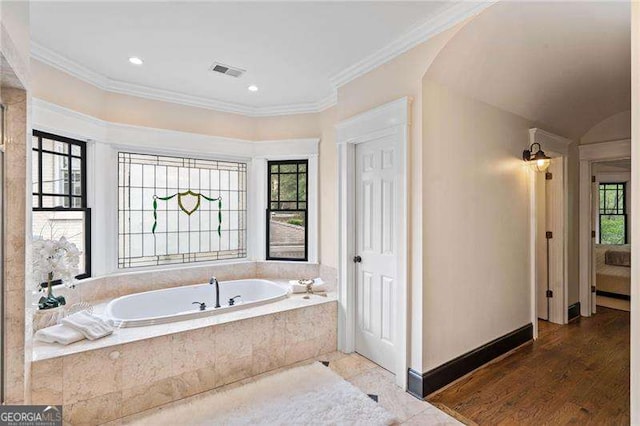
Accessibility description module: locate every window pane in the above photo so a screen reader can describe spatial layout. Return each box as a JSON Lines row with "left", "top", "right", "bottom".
{"left": 32, "top": 210, "right": 87, "bottom": 275}
{"left": 41, "top": 152, "right": 69, "bottom": 195}
{"left": 280, "top": 164, "right": 297, "bottom": 173}
{"left": 600, "top": 214, "right": 626, "bottom": 244}
{"left": 268, "top": 211, "right": 306, "bottom": 260}
{"left": 41, "top": 195, "right": 69, "bottom": 208}
{"left": 279, "top": 173, "right": 297, "bottom": 201}
{"left": 279, "top": 201, "right": 297, "bottom": 210}
{"left": 618, "top": 190, "right": 625, "bottom": 210}
{"left": 605, "top": 190, "right": 617, "bottom": 212}
{"left": 71, "top": 144, "right": 82, "bottom": 156}
{"left": 270, "top": 174, "right": 279, "bottom": 202}
{"left": 298, "top": 173, "right": 307, "bottom": 201}
{"left": 599, "top": 189, "right": 605, "bottom": 210}
{"left": 42, "top": 138, "right": 68, "bottom": 154}
{"left": 32, "top": 153, "right": 40, "bottom": 193}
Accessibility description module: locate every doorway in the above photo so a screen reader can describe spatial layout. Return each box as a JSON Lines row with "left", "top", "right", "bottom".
{"left": 578, "top": 139, "right": 631, "bottom": 317}
{"left": 530, "top": 129, "right": 571, "bottom": 329}
{"left": 591, "top": 159, "right": 631, "bottom": 312}
{"left": 336, "top": 97, "right": 410, "bottom": 388}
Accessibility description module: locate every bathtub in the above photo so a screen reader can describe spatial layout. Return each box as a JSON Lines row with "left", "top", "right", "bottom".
{"left": 105, "top": 279, "right": 289, "bottom": 327}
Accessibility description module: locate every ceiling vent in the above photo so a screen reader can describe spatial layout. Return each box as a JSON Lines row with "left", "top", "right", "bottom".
{"left": 209, "top": 62, "right": 245, "bottom": 78}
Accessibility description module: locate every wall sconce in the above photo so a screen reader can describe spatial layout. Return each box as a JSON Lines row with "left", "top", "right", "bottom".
{"left": 522, "top": 142, "right": 551, "bottom": 172}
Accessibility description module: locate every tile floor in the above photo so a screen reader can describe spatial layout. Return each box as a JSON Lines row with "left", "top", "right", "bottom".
{"left": 105, "top": 351, "right": 463, "bottom": 425}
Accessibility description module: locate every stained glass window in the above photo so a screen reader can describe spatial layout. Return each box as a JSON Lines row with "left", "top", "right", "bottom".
{"left": 118, "top": 152, "right": 247, "bottom": 268}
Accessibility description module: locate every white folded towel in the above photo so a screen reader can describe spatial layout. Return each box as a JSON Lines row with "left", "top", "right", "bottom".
{"left": 35, "top": 324, "right": 85, "bottom": 345}
{"left": 61, "top": 311, "right": 115, "bottom": 340}
{"left": 288, "top": 278, "right": 328, "bottom": 294}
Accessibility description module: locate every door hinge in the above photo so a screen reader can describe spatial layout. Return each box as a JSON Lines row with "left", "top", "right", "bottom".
{"left": 546, "top": 231, "right": 553, "bottom": 239}
{"left": 592, "top": 176, "right": 596, "bottom": 183}
{"left": 546, "top": 289, "right": 553, "bottom": 298}
{"left": 592, "top": 230, "right": 596, "bottom": 238}
{"left": 545, "top": 172, "right": 553, "bottom": 180}
{"left": 591, "top": 285, "right": 596, "bottom": 293}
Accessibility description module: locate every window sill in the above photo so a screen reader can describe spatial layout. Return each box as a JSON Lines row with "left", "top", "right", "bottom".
{"left": 80, "top": 258, "right": 320, "bottom": 284}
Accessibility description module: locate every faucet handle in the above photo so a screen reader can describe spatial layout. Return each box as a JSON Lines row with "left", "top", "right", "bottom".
{"left": 228, "top": 295, "right": 241, "bottom": 306}
{"left": 192, "top": 301, "right": 206, "bottom": 311}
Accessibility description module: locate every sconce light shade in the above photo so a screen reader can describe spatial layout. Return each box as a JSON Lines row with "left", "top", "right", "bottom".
{"left": 523, "top": 142, "right": 551, "bottom": 172}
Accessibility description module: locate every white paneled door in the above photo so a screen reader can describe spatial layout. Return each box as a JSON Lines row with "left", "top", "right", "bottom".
{"left": 355, "top": 137, "right": 396, "bottom": 372}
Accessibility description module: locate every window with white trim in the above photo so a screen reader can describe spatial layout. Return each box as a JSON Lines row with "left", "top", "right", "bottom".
{"left": 118, "top": 152, "right": 247, "bottom": 268}
{"left": 32, "top": 130, "right": 91, "bottom": 279}
{"left": 266, "top": 160, "right": 308, "bottom": 261}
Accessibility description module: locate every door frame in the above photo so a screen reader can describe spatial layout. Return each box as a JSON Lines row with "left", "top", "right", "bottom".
{"left": 529, "top": 128, "right": 571, "bottom": 335}
{"left": 336, "top": 97, "right": 411, "bottom": 389}
{"left": 578, "top": 138, "right": 631, "bottom": 316}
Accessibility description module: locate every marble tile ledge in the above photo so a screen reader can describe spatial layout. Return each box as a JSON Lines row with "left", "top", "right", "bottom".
{"left": 32, "top": 280, "right": 337, "bottom": 363}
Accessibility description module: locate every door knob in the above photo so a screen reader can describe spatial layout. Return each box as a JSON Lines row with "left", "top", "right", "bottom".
{"left": 353, "top": 255, "right": 362, "bottom": 263}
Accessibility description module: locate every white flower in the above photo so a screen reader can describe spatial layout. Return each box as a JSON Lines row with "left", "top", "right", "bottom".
{"left": 32, "top": 236, "right": 81, "bottom": 288}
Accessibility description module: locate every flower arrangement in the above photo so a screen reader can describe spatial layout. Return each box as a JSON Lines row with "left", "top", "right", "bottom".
{"left": 32, "top": 236, "right": 80, "bottom": 310}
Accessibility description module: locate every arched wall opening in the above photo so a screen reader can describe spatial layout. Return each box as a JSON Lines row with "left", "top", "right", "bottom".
{"left": 418, "top": 1, "right": 630, "bottom": 373}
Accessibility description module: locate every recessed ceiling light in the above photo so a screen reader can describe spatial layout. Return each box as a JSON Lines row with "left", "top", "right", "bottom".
{"left": 248, "top": 85, "right": 259, "bottom": 92}
{"left": 128, "top": 57, "right": 143, "bottom": 65}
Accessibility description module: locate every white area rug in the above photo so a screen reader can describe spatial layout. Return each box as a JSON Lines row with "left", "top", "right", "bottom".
{"left": 129, "top": 362, "right": 396, "bottom": 425}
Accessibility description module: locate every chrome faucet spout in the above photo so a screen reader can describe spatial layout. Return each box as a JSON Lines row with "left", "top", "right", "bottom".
{"left": 210, "top": 276, "right": 221, "bottom": 308}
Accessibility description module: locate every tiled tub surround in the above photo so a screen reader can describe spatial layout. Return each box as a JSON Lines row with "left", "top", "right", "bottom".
{"left": 31, "top": 292, "right": 337, "bottom": 425}
{"left": 52, "top": 261, "right": 336, "bottom": 307}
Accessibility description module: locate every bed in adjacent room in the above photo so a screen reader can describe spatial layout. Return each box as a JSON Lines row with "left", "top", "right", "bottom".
{"left": 595, "top": 244, "right": 631, "bottom": 311}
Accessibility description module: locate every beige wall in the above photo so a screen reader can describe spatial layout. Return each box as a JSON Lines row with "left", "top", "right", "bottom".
{"left": 581, "top": 110, "right": 631, "bottom": 145}
{"left": 31, "top": 60, "right": 106, "bottom": 119}
{"left": 318, "top": 107, "right": 338, "bottom": 269}
{"left": 421, "top": 79, "right": 532, "bottom": 369}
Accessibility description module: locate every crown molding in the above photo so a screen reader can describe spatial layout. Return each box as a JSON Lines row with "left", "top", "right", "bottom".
{"left": 32, "top": 42, "right": 336, "bottom": 117}
{"left": 32, "top": 41, "right": 109, "bottom": 89}
{"left": 31, "top": 2, "right": 490, "bottom": 117}
{"left": 329, "top": 1, "right": 494, "bottom": 88}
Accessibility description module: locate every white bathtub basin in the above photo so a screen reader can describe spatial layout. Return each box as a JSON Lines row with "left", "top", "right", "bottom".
{"left": 105, "top": 279, "right": 289, "bottom": 327}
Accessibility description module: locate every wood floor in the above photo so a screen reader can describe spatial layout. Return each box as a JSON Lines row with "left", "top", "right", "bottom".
{"left": 428, "top": 307, "right": 630, "bottom": 425}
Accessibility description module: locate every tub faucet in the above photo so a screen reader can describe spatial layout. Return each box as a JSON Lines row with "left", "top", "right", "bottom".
{"left": 210, "top": 276, "right": 221, "bottom": 308}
